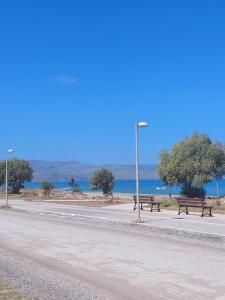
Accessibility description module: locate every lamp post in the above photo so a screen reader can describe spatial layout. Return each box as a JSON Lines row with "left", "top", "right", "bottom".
{"left": 6, "top": 149, "right": 14, "bottom": 206}
{"left": 135, "top": 122, "right": 149, "bottom": 223}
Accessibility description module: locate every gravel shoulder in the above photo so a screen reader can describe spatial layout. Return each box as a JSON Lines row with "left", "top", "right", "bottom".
{"left": 0, "top": 281, "right": 24, "bottom": 300}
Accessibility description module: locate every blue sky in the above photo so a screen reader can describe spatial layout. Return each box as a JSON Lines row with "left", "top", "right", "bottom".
{"left": 0, "top": 0, "right": 225, "bottom": 164}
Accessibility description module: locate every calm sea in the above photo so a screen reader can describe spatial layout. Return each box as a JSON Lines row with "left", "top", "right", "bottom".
{"left": 25, "top": 179, "right": 225, "bottom": 196}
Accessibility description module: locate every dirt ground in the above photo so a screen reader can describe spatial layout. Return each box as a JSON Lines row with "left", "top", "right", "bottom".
{"left": 0, "top": 189, "right": 130, "bottom": 207}
{"left": 1, "top": 189, "right": 225, "bottom": 211}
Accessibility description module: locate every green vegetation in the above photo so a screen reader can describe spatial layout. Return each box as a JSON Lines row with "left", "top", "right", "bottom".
{"left": 158, "top": 197, "right": 225, "bottom": 214}
{"left": 68, "top": 177, "right": 82, "bottom": 193}
{"left": 0, "top": 205, "right": 11, "bottom": 209}
{"left": 157, "top": 133, "right": 225, "bottom": 197}
{"left": 41, "top": 181, "right": 54, "bottom": 197}
{"left": 159, "top": 198, "right": 178, "bottom": 208}
{"left": 90, "top": 168, "right": 115, "bottom": 196}
{"left": 0, "top": 158, "right": 33, "bottom": 194}
{"left": 0, "top": 281, "right": 24, "bottom": 299}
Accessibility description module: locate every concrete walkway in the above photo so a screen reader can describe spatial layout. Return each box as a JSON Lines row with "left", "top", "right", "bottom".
{"left": 106, "top": 202, "right": 225, "bottom": 237}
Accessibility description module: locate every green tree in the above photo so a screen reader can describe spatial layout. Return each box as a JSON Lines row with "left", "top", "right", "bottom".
{"left": 0, "top": 158, "right": 33, "bottom": 194}
{"left": 41, "top": 182, "right": 54, "bottom": 197}
{"left": 157, "top": 133, "right": 225, "bottom": 197}
{"left": 68, "top": 177, "right": 82, "bottom": 193}
{"left": 90, "top": 168, "right": 115, "bottom": 196}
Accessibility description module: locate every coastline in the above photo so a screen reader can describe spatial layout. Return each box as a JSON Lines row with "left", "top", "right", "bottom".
{"left": 24, "top": 179, "right": 225, "bottom": 197}
{"left": 1, "top": 188, "right": 225, "bottom": 213}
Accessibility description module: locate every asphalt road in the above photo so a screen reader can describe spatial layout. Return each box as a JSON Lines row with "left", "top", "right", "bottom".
{"left": 2, "top": 199, "right": 225, "bottom": 237}
{"left": 0, "top": 200, "right": 225, "bottom": 299}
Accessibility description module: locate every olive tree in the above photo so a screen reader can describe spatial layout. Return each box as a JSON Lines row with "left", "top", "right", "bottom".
{"left": 157, "top": 133, "right": 225, "bottom": 197}
{"left": 41, "top": 182, "right": 54, "bottom": 197}
{"left": 90, "top": 168, "right": 115, "bottom": 196}
{"left": 0, "top": 158, "right": 33, "bottom": 194}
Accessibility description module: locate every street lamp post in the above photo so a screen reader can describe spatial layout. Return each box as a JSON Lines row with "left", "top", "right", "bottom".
{"left": 135, "top": 122, "right": 149, "bottom": 223}
{"left": 5, "top": 149, "right": 14, "bottom": 206}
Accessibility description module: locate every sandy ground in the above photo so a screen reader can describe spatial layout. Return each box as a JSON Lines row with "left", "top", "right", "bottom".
{"left": 0, "top": 189, "right": 133, "bottom": 202}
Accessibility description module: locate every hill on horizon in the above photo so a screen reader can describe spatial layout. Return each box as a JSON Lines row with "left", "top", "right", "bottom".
{"left": 29, "top": 160, "right": 158, "bottom": 182}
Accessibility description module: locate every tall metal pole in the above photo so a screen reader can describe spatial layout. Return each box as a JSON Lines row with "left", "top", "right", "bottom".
{"left": 135, "top": 123, "right": 141, "bottom": 222}
{"left": 6, "top": 151, "right": 8, "bottom": 206}
{"left": 216, "top": 181, "right": 219, "bottom": 198}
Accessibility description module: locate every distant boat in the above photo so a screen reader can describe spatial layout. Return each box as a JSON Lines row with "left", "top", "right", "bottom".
{"left": 156, "top": 187, "right": 166, "bottom": 190}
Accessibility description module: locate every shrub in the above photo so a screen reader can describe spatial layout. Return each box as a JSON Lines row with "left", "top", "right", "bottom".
{"left": 41, "top": 182, "right": 54, "bottom": 197}
{"left": 181, "top": 184, "right": 206, "bottom": 198}
{"left": 161, "top": 200, "right": 171, "bottom": 208}
{"left": 68, "top": 177, "right": 82, "bottom": 193}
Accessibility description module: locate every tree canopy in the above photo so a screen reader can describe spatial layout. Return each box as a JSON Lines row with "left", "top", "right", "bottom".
{"left": 0, "top": 158, "right": 33, "bottom": 194}
{"left": 90, "top": 168, "right": 115, "bottom": 196}
{"left": 157, "top": 133, "right": 225, "bottom": 197}
{"left": 41, "top": 181, "right": 54, "bottom": 197}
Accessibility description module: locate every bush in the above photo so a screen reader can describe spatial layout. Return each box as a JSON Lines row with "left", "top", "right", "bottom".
{"left": 68, "top": 177, "right": 82, "bottom": 193}
{"left": 160, "top": 199, "right": 178, "bottom": 208}
{"left": 181, "top": 184, "right": 206, "bottom": 198}
{"left": 72, "top": 186, "right": 82, "bottom": 193}
{"left": 161, "top": 200, "right": 171, "bottom": 208}
{"left": 41, "top": 182, "right": 54, "bottom": 197}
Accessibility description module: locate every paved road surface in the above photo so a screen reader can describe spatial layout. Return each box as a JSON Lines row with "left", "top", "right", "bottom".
{"left": 0, "top": 200, "right": 224, "bottom": 299}
{"left": 1, "top": 199, "right": 225, "bottom": 237}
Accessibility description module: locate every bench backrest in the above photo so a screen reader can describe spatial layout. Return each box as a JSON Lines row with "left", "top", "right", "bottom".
{"left": 133, "top": 195, "right": 155, "bottom": 202}
{"left": 176, "top": 197, "right": 206, "bottom": 205}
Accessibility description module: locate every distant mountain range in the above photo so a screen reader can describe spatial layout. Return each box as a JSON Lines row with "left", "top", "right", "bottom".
{"left": 29, "top": 160, "right": 158, "bottom": 181}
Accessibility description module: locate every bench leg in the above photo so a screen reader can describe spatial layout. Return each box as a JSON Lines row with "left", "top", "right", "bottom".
{"left": 150, "top": 204, "right": 153, "bottom": 212}
{"left": 178, "top": 205, "right": 181, "bottom": 215}
{"left": 133, "top": 204, "right": 136, "bottom": 211}
{"left": 186, "top": 206, "right": 189, "bottom": 215}
{"left": 158, "top": 204, "right": 160, "bottom": 212}
{"left": 201, "top": 207, "right": 204, "bottom": 217}
{"left": 209, "top": 207, "right": 213, "bottom": 217}
{"left": 141, "top": 203, "right": 143, "bottom": 210}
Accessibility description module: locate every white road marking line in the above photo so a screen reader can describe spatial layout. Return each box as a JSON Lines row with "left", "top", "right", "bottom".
{"left": 18, "top": 208, "right": 225, "bottom": 238}
{"left": 10, "top": 202, "right": 225, "bottom": 228}
{"left": 3, "top": 200, "right": 225, "bottom": 229}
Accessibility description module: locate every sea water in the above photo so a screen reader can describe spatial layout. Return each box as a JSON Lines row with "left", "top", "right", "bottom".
{"left": 25, "top": 179, "right": 225, "bottom": 196}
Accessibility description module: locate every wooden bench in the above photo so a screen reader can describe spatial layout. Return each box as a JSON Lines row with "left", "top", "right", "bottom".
{"left": 133, "top": 195, "right": 160, "bottom": 212}
{"left": 176, "top": 197, "right": 213, "bottom": 217}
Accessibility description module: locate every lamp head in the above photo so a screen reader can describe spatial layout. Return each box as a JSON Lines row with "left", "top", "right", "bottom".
{"left": 137, "top": 121, "right": 149, "bottom": 128}
{"left": 7, "top": 149, "right": 14, "bottom": 153}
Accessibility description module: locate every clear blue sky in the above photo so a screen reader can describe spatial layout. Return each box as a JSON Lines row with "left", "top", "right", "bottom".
{"left": 0, "top": 0, "right": 225, "bottom": 164}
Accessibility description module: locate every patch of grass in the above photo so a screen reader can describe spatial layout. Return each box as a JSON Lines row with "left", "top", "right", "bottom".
{"left": 144, "top": 199, "right": 178, "bottom": 210}
{"left": 161, "top": 200, "right": 171, "bottom": 208}
{"left": 0, "top": 205, "right": 12, "bottom": 210}
{"left": 160, "top": 198, "right": 225, "bottom": 214}
{"left": 160, "top": 199, "right": 178, "bottom": 209}
{"left": 0, "top": 281, "right": 24, "bottom": 299}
